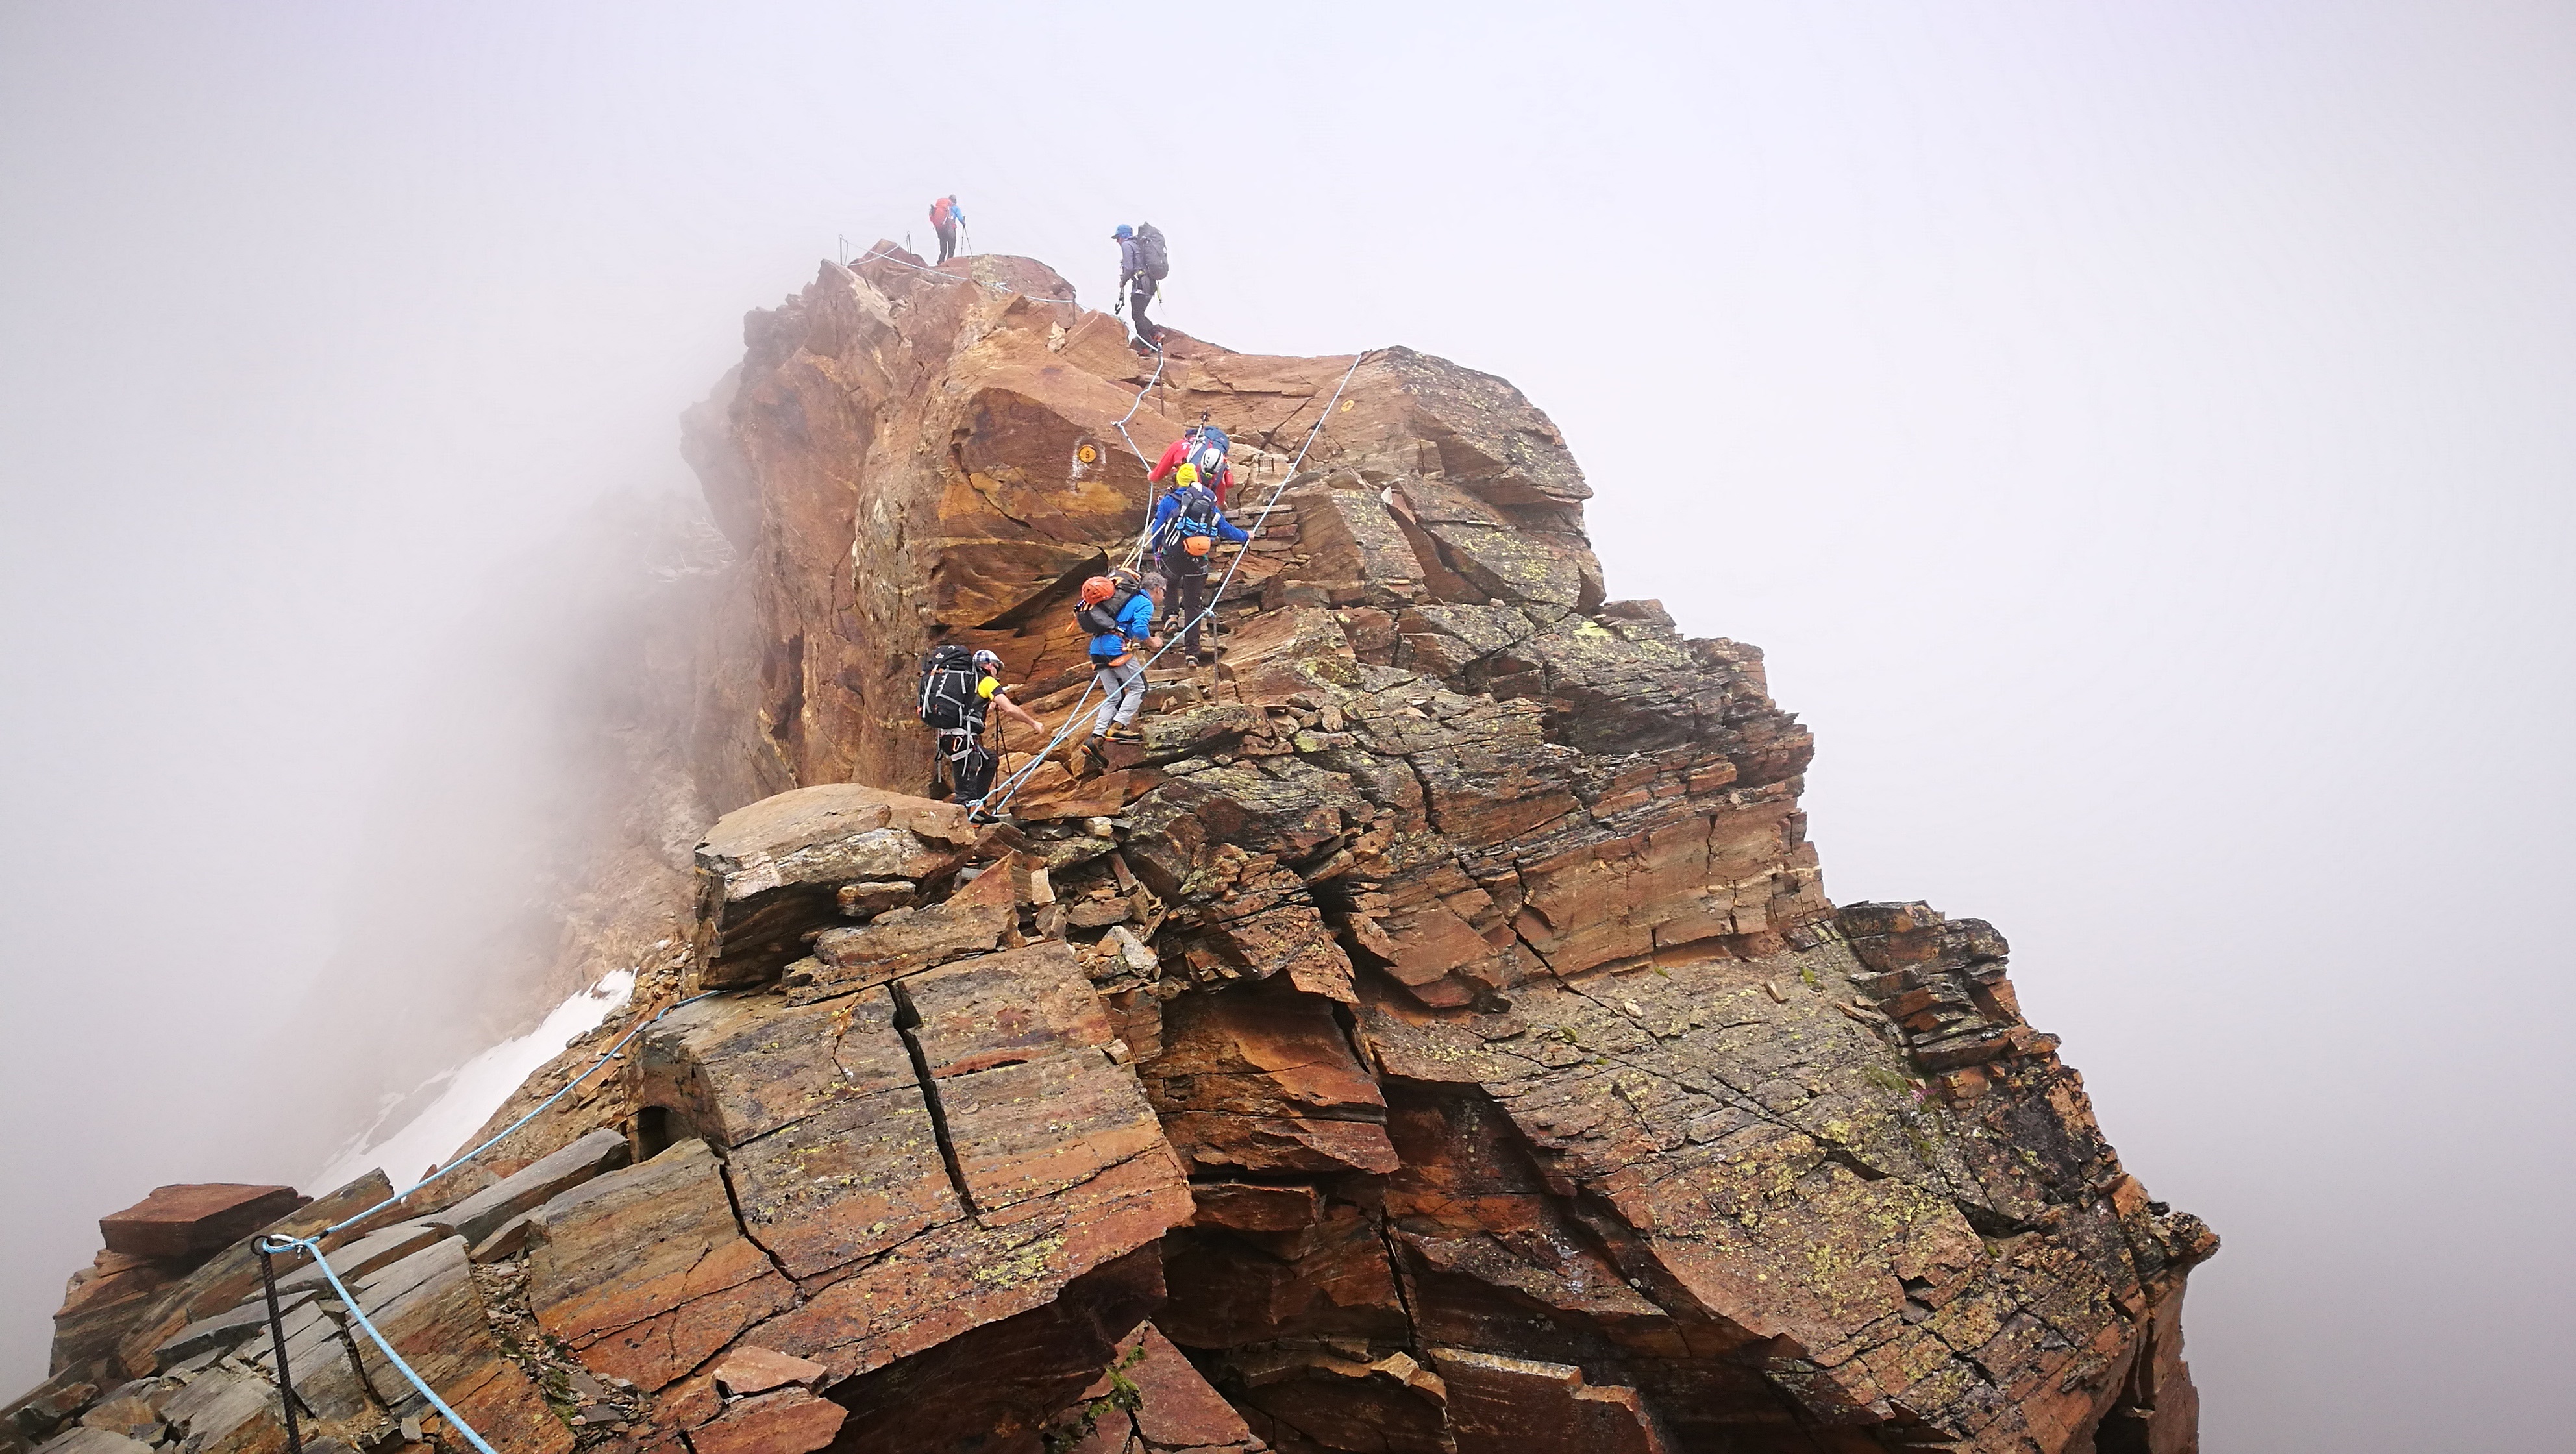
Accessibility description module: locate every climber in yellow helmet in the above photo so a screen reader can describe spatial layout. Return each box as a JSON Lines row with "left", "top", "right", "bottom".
{"left": 1145, "top": 466, "right": 1249, "bottom": 669}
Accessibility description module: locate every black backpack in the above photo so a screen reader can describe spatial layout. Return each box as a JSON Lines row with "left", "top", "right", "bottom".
{"left": 1073, "top": 587, "right": 1137, "bottom": 639}
{"left": 917, "top": 644, "right": 985, "bottom": 732}
{"left": 1133, "top": 223, "right": 1169, "bottom": 281}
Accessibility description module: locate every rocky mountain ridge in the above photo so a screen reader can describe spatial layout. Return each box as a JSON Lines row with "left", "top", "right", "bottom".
{"left": 8, "top": 243, "right": 2214, "bottom": 1454}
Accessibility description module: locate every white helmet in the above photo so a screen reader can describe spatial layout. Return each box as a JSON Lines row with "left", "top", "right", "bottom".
{"left": 971, "top": 649, "right": 1001, "bottom": 669}
{"left": 1196, "top": 447, "right": 1224, "bottom": 474}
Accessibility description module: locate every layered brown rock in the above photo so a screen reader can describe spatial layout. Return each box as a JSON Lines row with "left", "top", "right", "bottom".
{"left": 524, "top": 1140, "right": 795, "bottom": 1392}
{"left": 15, "top": 246, "right": 2209, "bottom": 1454}
{"left": 1143, "top": 977, "right": 1398, "bottom": 1176}
{"left": 97, "top": 1188, "right": 306, "bottom": 1262}
{"left": 1059, "top": 1324, "right": 1267, "bottom": 1454}
{"left": 662, "top": 251, "right": 2207, "bottom": 1453}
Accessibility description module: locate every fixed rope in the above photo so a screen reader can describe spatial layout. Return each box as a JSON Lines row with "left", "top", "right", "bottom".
{"left": 836, "top": 232, "right": 1370, "bottom": 820}
{"left": 254, "top": 1232, "right": 499, "bottom": 1454}
{"left": 1109, "top": 343, "right": 1173, "bottom": 572}
{"left": 974, "top": 347, "right": 1377, "bottom": 817}
{"left": 314, "top": 989, "right": 727, "bottom": 1240}
{"left": 242, "top": 983, "right": 732, "bottom": 1453}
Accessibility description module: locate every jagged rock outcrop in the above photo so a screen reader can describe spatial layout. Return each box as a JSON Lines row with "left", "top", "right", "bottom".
{"left": 12, "top": 244, "right": 2212, "bottom": 1454}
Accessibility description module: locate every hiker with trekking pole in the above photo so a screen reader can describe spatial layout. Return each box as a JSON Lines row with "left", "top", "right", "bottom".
{"left": 1111, "top": 223, "right": 1169, "bottom": 349}
{"left": 915, "top": 646, "right": 1043, "bottom": 803}
{"left": 929, "top": 195, "right": 966, "bottom": 264}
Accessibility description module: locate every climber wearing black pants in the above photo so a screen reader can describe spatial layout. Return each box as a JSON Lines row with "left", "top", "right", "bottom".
{"left": 1145, "top": 471, "right": 1248, "bottom": 666}
{"left": 1112, "top": 222, "right": 1168, "bottom": 349}
{"left": 1128, "top": 273, "right": 1158, "bottom": 345}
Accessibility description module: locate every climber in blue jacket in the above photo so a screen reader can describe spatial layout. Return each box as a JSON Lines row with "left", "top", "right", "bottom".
{"left": 1076, "top": 570, "right": 1159, "bottom": 745}
{"left": 1145, "top": 466, "right": 1249, "bottom": 667}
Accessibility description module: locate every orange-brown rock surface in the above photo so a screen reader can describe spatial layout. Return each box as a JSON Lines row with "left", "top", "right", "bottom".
{"left": 11, "top": 244, "right": 2212, "bottom": 1454}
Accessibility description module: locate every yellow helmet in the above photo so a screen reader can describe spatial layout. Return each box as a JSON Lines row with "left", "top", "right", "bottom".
{"left": 1174, "top": 463, "right": 1198, "bottom": 487}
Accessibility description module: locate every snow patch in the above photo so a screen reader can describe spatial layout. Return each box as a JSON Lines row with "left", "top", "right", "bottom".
{"left": 315, "top": 969, "right": 636, "bottom": 1192}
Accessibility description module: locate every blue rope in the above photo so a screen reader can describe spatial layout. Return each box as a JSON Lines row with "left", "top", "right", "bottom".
{"left": 320, "top": 989, "right": 726, "bottom": 1238}
{"left": 247, "top": 986, "right": 731, "bottom": 1451}
{"left": 254, "top": 1232, "right": 500, "bottom": 1454}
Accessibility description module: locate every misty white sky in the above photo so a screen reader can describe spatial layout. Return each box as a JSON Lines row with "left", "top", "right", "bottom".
{"left": 3, "top": 3, "right": 2570, "bottom": 1447}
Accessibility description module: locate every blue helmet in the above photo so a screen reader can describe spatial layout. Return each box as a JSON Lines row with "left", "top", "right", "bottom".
{"left": 1112, "top": 223, "right": 1134, "bottom": 240}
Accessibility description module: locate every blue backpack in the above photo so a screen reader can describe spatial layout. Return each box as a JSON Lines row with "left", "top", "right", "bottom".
{"left": 1158, "top": 484, "right": 1219, "bottom": 550}
{"left": 1189, "top": 425, "right": 1230, "bottom": 469}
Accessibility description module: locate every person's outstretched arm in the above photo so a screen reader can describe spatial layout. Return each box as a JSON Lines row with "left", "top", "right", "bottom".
{"left": 995, "top": 690, "right": 1044, "bottom": 733}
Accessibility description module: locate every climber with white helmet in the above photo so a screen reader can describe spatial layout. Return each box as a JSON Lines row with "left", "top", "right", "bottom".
{"left": 1149, "top": 414, "right": 1237, "bottom": 508}
{"left": 1111, "top": 223, "right": 1169, "bottom": 349}
{"left": 914, "top": 643, "right": 1042, "bottom": 802}
{"left": 1145, "top": 465, "right": 1249, "bottom": 669}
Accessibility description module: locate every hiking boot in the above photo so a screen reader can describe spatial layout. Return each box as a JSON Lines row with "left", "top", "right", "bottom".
{"left": 1182, "top": 655, "right": 1202, "bottom": 669}
{"left": 1106, "top": 725, "right": 1145, "bottom": 743}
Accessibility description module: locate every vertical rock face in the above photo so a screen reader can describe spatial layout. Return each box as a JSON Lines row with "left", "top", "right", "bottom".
{"left": 666, "top": 246, "right": 2216, "bottom": 1453}
{"left": 12, "top": 246, "right": 2212, "bottom": 1454}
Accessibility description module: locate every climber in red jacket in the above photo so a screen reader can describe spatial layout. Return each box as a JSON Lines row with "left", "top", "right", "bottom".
{"left": 928, "top": 195, "right": 965, "bottom": 264}
{"left": 1148, "top": 422, "right": 1235, "bottom": 509}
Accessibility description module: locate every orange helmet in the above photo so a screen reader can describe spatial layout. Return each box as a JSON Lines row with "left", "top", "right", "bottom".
{"left": 1184, "top": 534, "right": 1213, "bottom": 556}
{"left": 1080, "top": 576, "right": 1115, "bottom": 604}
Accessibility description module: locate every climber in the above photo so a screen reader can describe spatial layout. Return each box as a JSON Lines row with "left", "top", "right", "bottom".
{"left": 1145, "top": 466, "right": 1250, "bottom": 667}
{"left": 928, "top": 195, "right": 965, "bottom": 264}
{"left": 1111, "top": 223, "right": 1169, "bottom": 349}
{"left": 1074, "top": 570, "right": 1158, "bottom": 747}
{"left": 1148, "top": 419, "right": 1235, "bottom": 508}
{"left": 916, "top": 644, "right": 1041, "bottom": 801}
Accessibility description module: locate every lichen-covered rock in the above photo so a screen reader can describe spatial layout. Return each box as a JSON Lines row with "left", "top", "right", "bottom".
{"left": 523, "top": 1141, "right": 794, "bottom": 1392}
{"left": 15, "top": 249, "right": 2209, "bottom": 1454}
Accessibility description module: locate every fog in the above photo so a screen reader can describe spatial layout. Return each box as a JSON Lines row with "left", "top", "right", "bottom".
{"left": 3, "top": 3, "right": 2568, "bottom": 1447}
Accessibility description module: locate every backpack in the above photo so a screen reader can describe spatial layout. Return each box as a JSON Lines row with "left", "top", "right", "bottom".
{"left": 1074, "top": 587, "right": 1137, "bottom": 640}
{"left": 1189, "top": 424, "right": 1229, "bottom": 469}
{"left": 917, "top": 644, "right": 985, "bottom": 732}
{"left": 1155, "top": 485, "right": 1219, "bottom": 552}
{"left": 1133, "top": 223, "right": 1169, "bottom": 281}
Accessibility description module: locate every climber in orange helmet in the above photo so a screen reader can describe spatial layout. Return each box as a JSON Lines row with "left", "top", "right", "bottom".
{"left": 1073, "top": 571, "right": 1158, "bottom": 746}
